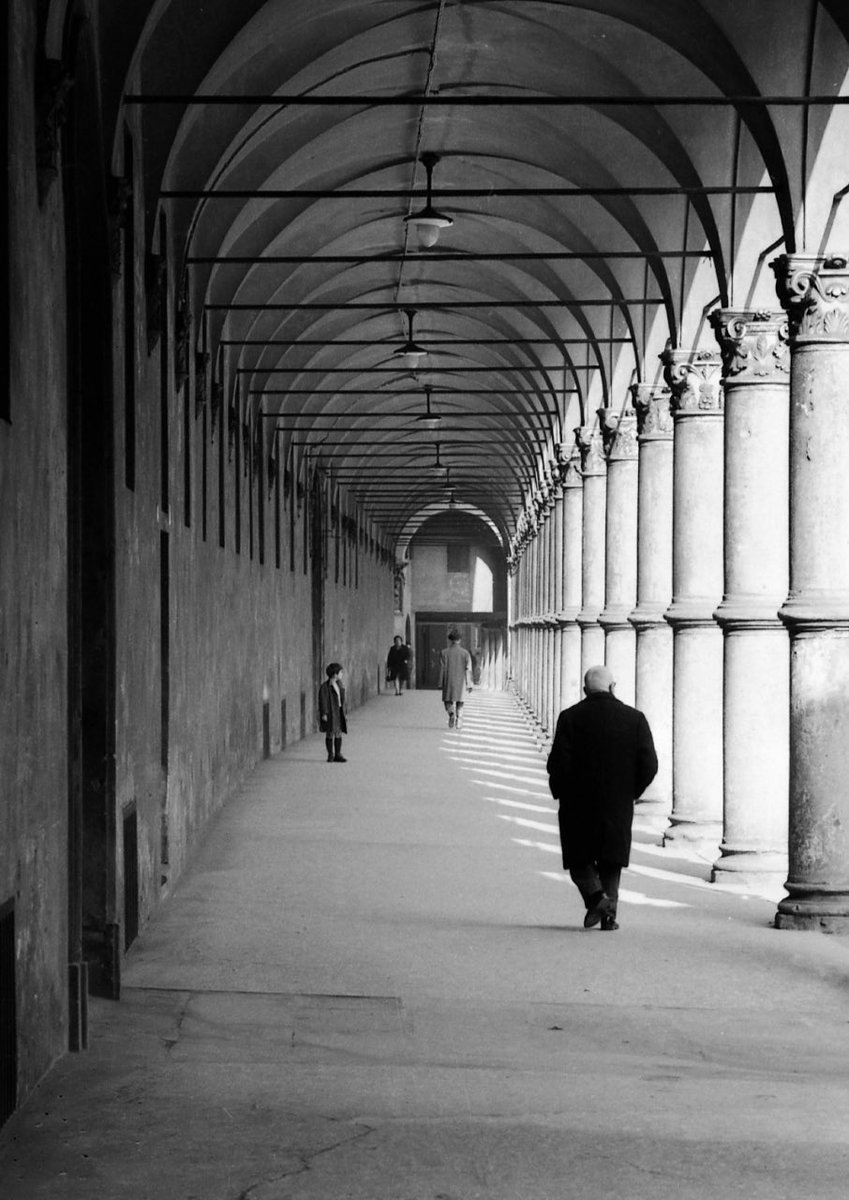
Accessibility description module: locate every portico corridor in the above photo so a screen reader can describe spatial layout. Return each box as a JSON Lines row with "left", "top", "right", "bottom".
{"left": 2, "top": 690, "right": 847, "bottom": 1200}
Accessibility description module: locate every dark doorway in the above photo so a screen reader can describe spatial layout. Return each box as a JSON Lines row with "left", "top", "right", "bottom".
{"left": 415, "top": 622, "right": 477, "bottom": 689}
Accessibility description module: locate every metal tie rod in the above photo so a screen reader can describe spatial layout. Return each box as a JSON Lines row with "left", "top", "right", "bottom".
{"left": 125, "top": 93, "right": 849, "bottom": 106}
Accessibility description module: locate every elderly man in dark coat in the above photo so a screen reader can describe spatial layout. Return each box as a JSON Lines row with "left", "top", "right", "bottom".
{"left": 546, "top": 664, "right": 658, "bottom": 931}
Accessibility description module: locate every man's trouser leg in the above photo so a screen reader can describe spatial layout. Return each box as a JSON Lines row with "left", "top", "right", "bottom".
{"left": 569, "top": 861, "right": 622, "bottom": 915}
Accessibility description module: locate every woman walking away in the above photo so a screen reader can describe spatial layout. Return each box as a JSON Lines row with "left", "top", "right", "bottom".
{"left": 318, "top": 662, "right": 348, "bottom": 762}
{"left": 386, "top": 635, "right": 412, "bottom": 695}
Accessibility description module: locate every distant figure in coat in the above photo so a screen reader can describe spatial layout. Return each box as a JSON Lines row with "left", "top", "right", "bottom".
{"left": 546, "top": 664, "right": 657, "bottom": 931}
{"left": 386, "top": 635, "right": 412, "bottom": 695}
{"left": 318, "top": 662, "right": 348, "bottom": 762}
{"left": 438, "top": 629, "right": 473, "bottom": 730}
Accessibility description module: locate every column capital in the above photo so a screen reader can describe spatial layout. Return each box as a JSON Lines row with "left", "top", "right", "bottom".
{"left": 598, "top": 406, "right": 638, "bottom": 460}
{"left": 631, "top": 383, "right": 673, "bottom": 441}
{"left": 709, "top": 309, "right": 790, "bottom": 385}
{"left": 659, "top": 345, "right": 723, "bottom": 415}
{"left": 575, "top": 426, "right": 606, "bottom": 476}
{"left": 771, "top": 253, "right": 849, "bottom": 344}
{"left": 556, "top": 441, "right": 584, "bottom": 488}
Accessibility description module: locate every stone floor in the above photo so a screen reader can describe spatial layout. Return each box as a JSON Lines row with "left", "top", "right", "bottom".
{"left": 2, "top": 688, "right": 849, "bottom": 1199}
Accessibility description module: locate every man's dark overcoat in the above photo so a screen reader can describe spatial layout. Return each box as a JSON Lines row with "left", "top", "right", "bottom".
{"left": 546, "top": 691, "right": 658, "bottom": 868}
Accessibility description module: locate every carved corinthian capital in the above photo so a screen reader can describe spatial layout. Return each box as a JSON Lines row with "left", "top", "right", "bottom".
{"left": 659, "top": 346, "right": 723, "bottom": 415}
{"left": 631, "top": 383, "right": 673, "bottom": 441}
{"left": 575, "top": 426, "right": 606, "bottom": 476}
{"left": 771, "top": 254, "right": 849, "bottom": 343}
{"left": 597, "top": 406, "right": 638, "bottom": 461}
{"left": 709, "top": 309, "right": 789, "bottom": 384}
{"left": 556, "top": 441, "right": 583, "bottom": 488}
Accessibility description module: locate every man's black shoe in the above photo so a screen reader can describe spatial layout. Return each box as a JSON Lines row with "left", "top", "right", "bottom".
{"left": 583, "top": 894, "right": 615, "bottom": 928}
{"left": 333, "top": 755, "right": 347, "bottom": 763}
{"left": 600, "top": 914, "right": 619, "bottom": 931}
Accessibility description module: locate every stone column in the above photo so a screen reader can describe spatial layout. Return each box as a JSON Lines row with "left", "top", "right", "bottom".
{"left": 772, "top": 254, "right": 849, "bottom": 931}
{"left": 630, "top": 384, "right": 674, "bottom": 831}
{"left": 576, "top": 426, "right": 607, "bottom": 674}
{"left": 541, "top": 491, "right": 556, "bottom": 733}
{"left": 551, "top": 472, "right": 565, "bottom": 725}
{"left": 710, "top": 310, "right": 790, "bottom": 884}
{"left": 558, "top": 441, "right": 584, "bottom": 708}
{"left": 661, "top": 347, "right": 725, "bottom": 856}
{"left": 598, "top": 405, "right": 638, "bottom": 705}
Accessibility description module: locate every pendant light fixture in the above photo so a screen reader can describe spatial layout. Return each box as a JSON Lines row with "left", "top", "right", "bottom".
{"left": 431, "top": 442, "right": 449, "bottom": 480}
{"left": 394, "top": 309, "right": 428, "bottom": 370}
{"left": 405, "top": 152, "right": 453, "bottom": 249}
{"left": 415, "top": 385, "right": 441, "bottom": 430}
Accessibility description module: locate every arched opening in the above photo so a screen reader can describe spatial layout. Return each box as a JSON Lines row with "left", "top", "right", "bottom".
{"left": 407, "top": 511, "right": 507, "bottom": 689}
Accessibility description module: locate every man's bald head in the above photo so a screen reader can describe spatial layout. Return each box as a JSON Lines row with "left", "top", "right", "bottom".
{"left": 584, "top": 664, "right": 616, "bottom": 695}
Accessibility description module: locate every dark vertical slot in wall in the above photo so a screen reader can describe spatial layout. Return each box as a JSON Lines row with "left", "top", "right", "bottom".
{"left": 310, "top": 474, "right": 325, "bottom": 687}
{"left": 218, "top": 384, "right": 225, "bottom": 548}
{"left": 122, "top": 807, "right": 139, "bottom": 950}
{"left": 160, "top": 531, "right": 170, "bottom": 774}
{"left": 289, "top": 468, "right": 295, "bottom": 572}
{"left": 1, "top": 6, "right": 10, "bottom": 423}
{"left": 280, "top": 698, "right": 287, "bottom": 748}
{"left": 248, "top": 414, "right": 254, "bottom": 561}
{"left": 300, "top": 691, "right": 306, "bottom": 740}
{"left": 274, "top": 440, "right": 281, "bottom": 569}
{"left": 65, "top": 71, "right": 118, "bottom": 1003}
{"left": 159, "top": 214, "right": 169, "bottom": 514}
{"left": 257, "top": 419, "right": 265, "bottom": 566}
{"left": 183, "top": 384, "right": 191, "bottom": 527}
{"left": 122, "top": 127, "right": 135, "bottom": 488}
{"left": 0, "top": 901, "right": 17, "bottom": 1127}
{"left": 201, "top": 405, "right": 208, "bottom": 541}
{"left": 303, "top": 476, "right": 309, "bottom": 575}
{"left": 235, "top": 389, "right": 241, "bottom": 555}
{"left": 262, "top": 700, "right": 270, "bottom": 758}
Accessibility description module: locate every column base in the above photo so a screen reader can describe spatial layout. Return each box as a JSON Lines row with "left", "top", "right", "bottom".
{"left": 633, "top": 795, "right": 672, "bottom": 834}
{"left": 663, "top": 819, "right": 722, "bottom": 862}
{"left": 775, "top": 893, "right": 849, "bottom": 933}
{"left": 711, "top": 849, "right": 787, "bottom": 894}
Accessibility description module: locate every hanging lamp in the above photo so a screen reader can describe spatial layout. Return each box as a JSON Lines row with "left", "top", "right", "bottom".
{"left": 415, "top": 385, "right": 441, "bottom": 430}
{"left": 394, "top": 309, "right": 428, "bottom": 370}
{"left": 405, "top": 152, "right": 453, "bottom": 249}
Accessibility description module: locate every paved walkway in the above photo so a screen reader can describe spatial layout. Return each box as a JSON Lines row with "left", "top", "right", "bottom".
{"left": 2, "top": 689, "right": 849, "bottom": 1199}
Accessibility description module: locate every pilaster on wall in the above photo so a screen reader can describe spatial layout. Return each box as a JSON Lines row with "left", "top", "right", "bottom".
{"left": 630, "top": 384, "right": 674, "bottom": 830}
{"left": 661, "top": 347, "right": 724, "bottom": 856}
{"left": 710, "top": 310, "right": 790, "bottom": 885}
{"left": 772, "top": 253, "right": 849, "bottom": 931}
{"left": 576, "top": 426, "right": 606, "bottom": 676}
{"left": 598, "top": 405, "right": 638, "bottom": 705}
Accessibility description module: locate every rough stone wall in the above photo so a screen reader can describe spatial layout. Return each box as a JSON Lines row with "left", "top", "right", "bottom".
{"left": 1, "top": 1, "right": 69, "bottom": 1099}
{"left": 112, "top": 298, "right": 395, "bottom": 929}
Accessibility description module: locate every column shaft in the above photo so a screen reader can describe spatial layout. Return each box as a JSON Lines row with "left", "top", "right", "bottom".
{"left": 598, "top": 405, "right": 638, "bottom": 705}
{"left": 662, "top": 348, "right": 725, "bottom": 856}
{"left": 576, "top": 427, "right": 606, "bottom": 673}
{"left": 711, "top": 310, "right": 790, "bottom": 884}
{"left": 558, "top": 443, "right": 584, "bottom": 708}
{"left": 630, "top": 385, "right": 674, "bottom": 830}
{"left": 551, "top": 481, "right": 565, "bottom": 723}
{"left": 773, "top": 254, "right": 849, "bottom": 931}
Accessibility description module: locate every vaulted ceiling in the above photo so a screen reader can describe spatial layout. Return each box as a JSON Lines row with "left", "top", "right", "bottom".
{"left": 99, "top": 0, "right": 849, "bottom": 550}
